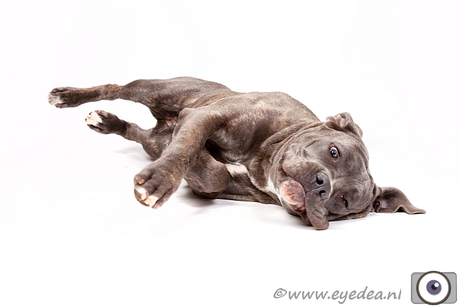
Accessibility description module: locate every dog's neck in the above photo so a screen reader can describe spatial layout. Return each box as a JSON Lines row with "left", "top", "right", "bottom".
{"left": 248, "top": 121, "right": 324, "bottom": 196}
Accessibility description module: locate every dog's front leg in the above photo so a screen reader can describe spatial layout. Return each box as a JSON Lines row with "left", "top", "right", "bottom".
{"left": 133, "top": 108, "right": 224, "bottom": 208}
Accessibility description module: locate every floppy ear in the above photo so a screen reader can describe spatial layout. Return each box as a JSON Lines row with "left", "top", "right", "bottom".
{"left": 324, "top": 112, "right": 363, "bottom": 138}
{"left": 373, "top": 187, "right": 426, "bottom": 214}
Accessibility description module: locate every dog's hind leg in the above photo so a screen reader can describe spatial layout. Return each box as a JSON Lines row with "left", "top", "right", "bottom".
{"left": 49, "top": 77, "right": 234, "bottom": 120}
{"left": 49, "top": 84, "right": 122, "bottom": 109}
{"left": 85, "top": 110, "right": 174, "bottom": 161}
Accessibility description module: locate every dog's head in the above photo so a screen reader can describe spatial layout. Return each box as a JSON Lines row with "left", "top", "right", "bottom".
{"left": 266, "top": 112, "right": 425, "bottom": 230}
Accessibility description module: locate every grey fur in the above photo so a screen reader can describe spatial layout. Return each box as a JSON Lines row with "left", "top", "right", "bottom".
{"left": 49, "top": 77, "right": 425, "bottom": 230}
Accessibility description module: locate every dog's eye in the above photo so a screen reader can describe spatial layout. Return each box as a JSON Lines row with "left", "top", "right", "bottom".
{"left": 341, "top": 195, "right": 348, "bottom": 209}
{"left": 330, "top": 146, "right": 340, "bottom": 158}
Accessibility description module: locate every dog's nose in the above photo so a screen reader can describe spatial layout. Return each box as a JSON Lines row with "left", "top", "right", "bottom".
{"left": 313, "top": 172, "right": 331, "bottom": 199}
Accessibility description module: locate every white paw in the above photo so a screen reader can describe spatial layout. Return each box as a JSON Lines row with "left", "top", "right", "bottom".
{"left": 85, "top": 111, "right": 102, "bottom": 126}
{"left": 48, "top": 93, "right": 63, "bottom": 106}
{"left": 134, "top": 186, "right": 159, "bottom": 208}
{"left": 145, "top": 195, "right": 160, "bottom": 208}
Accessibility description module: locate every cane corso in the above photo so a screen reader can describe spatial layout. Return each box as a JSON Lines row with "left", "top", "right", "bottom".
{"left": 48, "top": 77, "right": 425, "bottom": 229}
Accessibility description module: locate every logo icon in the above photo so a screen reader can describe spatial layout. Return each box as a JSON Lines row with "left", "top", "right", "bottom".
{"left": 412, "top": 271, "right": 457, "bottom": 305}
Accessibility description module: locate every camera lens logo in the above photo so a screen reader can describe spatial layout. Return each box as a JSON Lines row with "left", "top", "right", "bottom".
{"left": 412, "top": 271, "right": 457, "bottom": 305}
{"left": 426, "top": 280, "right": 442, "bottom": 296}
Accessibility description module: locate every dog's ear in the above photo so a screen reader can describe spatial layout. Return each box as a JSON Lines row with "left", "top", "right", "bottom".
{"left": 373, "top": 186, "right": 426, "bottom": 214}
{"left": 324, "top": 112, "right": 363, "bottom": 138}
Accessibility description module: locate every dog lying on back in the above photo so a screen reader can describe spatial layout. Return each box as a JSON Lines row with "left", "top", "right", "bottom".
{"left": 48, "top": 77, "right": 425, "bottom": 230}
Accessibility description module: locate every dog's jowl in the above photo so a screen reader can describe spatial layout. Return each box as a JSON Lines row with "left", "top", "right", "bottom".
{"left": 49, "top": 77, "right": 425, "bottom": 230}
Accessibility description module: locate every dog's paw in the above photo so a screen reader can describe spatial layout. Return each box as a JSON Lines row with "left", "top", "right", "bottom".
{"left": 133, "top": 163, "right": 182, "bottom": 208}
{"left": 48, "top": 87, "right": 80, "bottom": 108}
{"left": 48, "top": 87, "right": 75, "bottom": 108}
{"left": 85, "top": 111, "right": 103, "bottom": 126}
{"left": 85, "top": 110, "right": 125, "bottom": 134}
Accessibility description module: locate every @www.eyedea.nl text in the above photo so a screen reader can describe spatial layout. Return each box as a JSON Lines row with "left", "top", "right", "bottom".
{"left": 273, "top": 286, "right": 401, "bottom": 304}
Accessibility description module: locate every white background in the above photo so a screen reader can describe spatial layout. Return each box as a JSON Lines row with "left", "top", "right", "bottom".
{"left": 1, "top": 1, "right": 459, "bottom": 306}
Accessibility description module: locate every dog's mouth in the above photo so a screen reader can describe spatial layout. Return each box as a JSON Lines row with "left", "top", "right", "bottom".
{"left": 276, "top": 157, "right": 331, "bottom": 230}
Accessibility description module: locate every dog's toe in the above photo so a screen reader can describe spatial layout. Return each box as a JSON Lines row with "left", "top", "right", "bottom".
{"left": 51, "top": 87, "right": 69, "bottom": 94}
{"left": 85, "top": 111, "right": 103, "bottom": 126}
{"left": 135, "top": 186, "right": 148, "bottom": 201}
{"left": 48, "top": 87, "right": 75, "bottom": 108}
{"left": 85, "top": 110, "right": 125, "bottom": 135}
{"left": 48, "top": 92, "right": 64, "bottom": 107}
{"left": 134, "top": 185, "right": 160, "bottom": 208}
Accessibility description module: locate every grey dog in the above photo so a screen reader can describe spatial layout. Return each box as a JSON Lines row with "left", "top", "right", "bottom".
{"left": 48, "top": 77, "right": 425, "bottom": 230}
